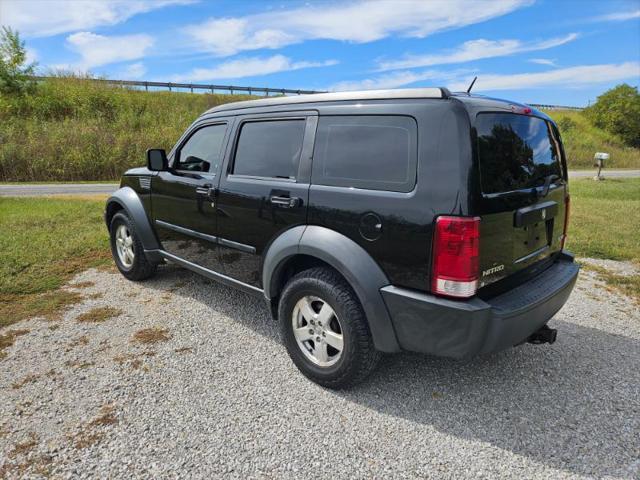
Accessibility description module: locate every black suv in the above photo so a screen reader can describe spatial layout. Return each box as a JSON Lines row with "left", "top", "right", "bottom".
{"left": 105, "top": 88, "right": 579, "bottom": 388}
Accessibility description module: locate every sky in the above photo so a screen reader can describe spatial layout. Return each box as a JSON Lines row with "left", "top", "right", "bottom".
{"left": 1, "top": 0, "right": 639, "bottom": 106}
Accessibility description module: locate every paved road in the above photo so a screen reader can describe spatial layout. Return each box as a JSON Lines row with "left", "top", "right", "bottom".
{"left": 0, "top": 170, "right": 638, "bottom": 197}
{"left": 0, "top": 183, "right": 119, "bottom": 196}
{"left": 568, "top": 169, "right": 640, "bottom": 178}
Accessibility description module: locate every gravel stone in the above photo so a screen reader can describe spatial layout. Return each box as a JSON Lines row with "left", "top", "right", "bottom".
{"left": 1, "top": 262, "right": 638, "bottom": 479}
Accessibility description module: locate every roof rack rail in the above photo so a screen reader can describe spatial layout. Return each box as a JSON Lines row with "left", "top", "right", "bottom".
{"left": 206, "top": 87, "right": 450, "bottom": 114}
{"left": 440, "top": 87, "right": 452, "bottom": 98}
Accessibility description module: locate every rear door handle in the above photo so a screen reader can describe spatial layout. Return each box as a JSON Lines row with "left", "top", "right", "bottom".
{"left": 196, "top": 185, "right": 217, "bottom": 199}
{"left": 270, "top": 195, "right": 301, "bottom": 208}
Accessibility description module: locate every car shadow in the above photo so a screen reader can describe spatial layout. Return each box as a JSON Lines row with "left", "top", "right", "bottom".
{"left": 140, "top": 266, "right": 639, "bottom": 478}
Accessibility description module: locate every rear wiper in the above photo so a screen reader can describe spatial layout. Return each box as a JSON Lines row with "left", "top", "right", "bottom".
{"left": 539, "top": 174, "right": 560, "bottom": 198}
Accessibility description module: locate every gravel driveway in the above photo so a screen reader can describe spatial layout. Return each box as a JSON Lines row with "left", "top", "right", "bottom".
{"left": 1, "top": 262, "right": 639, "bottom": 479}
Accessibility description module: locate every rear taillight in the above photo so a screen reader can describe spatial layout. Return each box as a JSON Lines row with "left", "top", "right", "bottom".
{"left": 431, "top": 216, "right": 480, "bottom": 298}
{"left": 561, "top": 194, "right": 570, "bottom": 250}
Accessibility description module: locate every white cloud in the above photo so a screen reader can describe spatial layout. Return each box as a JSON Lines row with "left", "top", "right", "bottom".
{"left": 378, "top": 33, "right": 578, "bottom": 70}
{"left": 529, "top": 58, "right": 558, "bottom": 67}
{"left": 25, "top": 47, "right": 38, "bottom": 64}
{"left": 172, "top": 55, "right": 338, "bottom": 82}
{"left": 448, "top": 62, "right": 640, "bottom": 91}
{"left": 331, "top": 62, "right": 640, "bottom": 92}
{"left": 331, "top": 69, "right": 470, "bottom": 91}
{"left": 65, "top": 32, "right": 154, "bottom": 70}
{"left": 0, "top": 0, "right": 193, "bottom": 38}
{"left": 184, "top": 0, "right": 533, "bottom": 57}
{"left": 590, "top": 9, "right": 640, "bottom": 22}
{"left": 120, "top": 62, "right": 147, "bottom": 79}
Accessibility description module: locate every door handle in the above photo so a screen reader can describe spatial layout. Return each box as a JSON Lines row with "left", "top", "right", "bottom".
{"left": 270, "top": 195, "right": 301, "bottom": 208}
{"left": 196, "top": 185, "right": 218, "bottom": 199}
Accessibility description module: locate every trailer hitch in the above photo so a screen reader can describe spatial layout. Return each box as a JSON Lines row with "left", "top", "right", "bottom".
{"left": 527, "top": 324, "right": 557, "bottom": 345}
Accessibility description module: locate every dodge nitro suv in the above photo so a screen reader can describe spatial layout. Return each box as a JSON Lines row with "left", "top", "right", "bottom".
{"left": 105, "top": 88, "right": 579, "bottom": 388}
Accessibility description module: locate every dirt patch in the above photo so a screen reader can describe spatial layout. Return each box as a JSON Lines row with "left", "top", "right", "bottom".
{"left": 77, "top": 306, "right": 122, "bottom": 323}
{"left": 88, "top": 405, "right": 118, "bottom": 427}
{"left": 8, "top": 432, "right": 38, "bottom": 458}
{"left": 580, "top": 258, "right": 640, "bottom": 304}
{"left": 0, "top": 329, "right": 30, "bottom": 359}
{"left": 174, "top": 347, "right": 194, "bottom": 354}
{"left": 11, "top": 373, "right": 40, "bottom": 390}
{"left": 64, "top": 359, "right": 95, "bottom": 369}
{"left": 133, "top": 327, "right": 171, "bottom": 344}
{"left": 0, "top": 290, "right": 83, "bottom": 328}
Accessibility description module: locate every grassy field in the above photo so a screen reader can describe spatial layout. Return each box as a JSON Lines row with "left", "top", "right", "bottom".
{"left": 0, "top": 178, "right": 638, "bottom": 340}
{"left": 0, "top": 77, "right": 638, "bottom": 182}
{"left": 567, "top": 178, "right": 640, "bottom": 262}
{"left": 0, "top": 197, "right": 110, "bottom": 330}
{"left": 548, "top": 110, "right": 640, "bottom": 169}
{"left": 0, "top": 77, "right": 253, "bottom": 182}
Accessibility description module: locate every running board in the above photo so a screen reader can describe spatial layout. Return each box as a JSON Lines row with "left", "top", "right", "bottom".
{"left": 156, "top": 250, "right": 264, "bottom": 297}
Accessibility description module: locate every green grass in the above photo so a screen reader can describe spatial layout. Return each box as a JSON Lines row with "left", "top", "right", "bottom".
{"left": 0, "top": 196, "right": 109, "bottom": 328}
{"left": 549, "top": 110, "right": 640, "bottom": 169}
{"left": 0, "top": 76, "right": 254, "bottom": 182}
{"left": 567, "top": 178, "right": 640, "bottom": 263}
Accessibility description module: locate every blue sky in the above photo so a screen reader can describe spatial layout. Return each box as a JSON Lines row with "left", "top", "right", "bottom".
{"left": 3, "top": 0, "right": 639, "bottom": 106}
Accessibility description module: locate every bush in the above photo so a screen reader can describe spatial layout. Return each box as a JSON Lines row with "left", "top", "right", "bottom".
{"left": 584, "top": 84, "right": 640, "bottom": 148}
{"left": 0, "top": 27, "right": 36, "bottom": 95}
{"left": 549, "top": 110, "right": 640, "bottom": 168}
{"left": 556, "top": 116, "right": 577, "bottom": 134}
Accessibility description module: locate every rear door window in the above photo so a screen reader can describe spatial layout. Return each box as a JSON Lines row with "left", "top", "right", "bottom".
{"left": 232, "top": 119, "right": 306, "bottom": 180}
{"left": 476, "top": 113, "right": 563, "bottom": 194}
{"left": 312, "top": 115, "right": 417, "bottom": 192}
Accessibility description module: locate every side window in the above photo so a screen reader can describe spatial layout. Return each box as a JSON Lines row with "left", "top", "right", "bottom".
{"left": 176, "top": 123, "right": 227, "bottom": 173}
{"left": 233, "top": 119, "right": 306, "bottom": 180}
{"left": 312, "top": 115, "right": 417, "bottom": 192}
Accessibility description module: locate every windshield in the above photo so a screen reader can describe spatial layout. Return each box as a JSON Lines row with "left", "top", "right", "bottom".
{"left": 476, "top": 113, "right": 563, "bottom": 194}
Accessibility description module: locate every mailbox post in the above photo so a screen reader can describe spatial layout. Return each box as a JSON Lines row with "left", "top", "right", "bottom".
{"left": 593, "top": 152, "right": 609, "bottom": 181}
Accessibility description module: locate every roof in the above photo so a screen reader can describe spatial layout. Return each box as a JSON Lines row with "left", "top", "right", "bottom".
{"left": 205, "top": 87, "right": 450, "bottom": 114}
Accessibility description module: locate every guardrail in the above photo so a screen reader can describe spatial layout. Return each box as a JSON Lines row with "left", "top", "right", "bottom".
{"left": 33, "top": 76, "right": 324, "bottom": 96}
{"left": 32, "top": 77, "right": 587, "bottom": 109}
{"left": 528, "top": 103, "right": 584, "bottom": 111}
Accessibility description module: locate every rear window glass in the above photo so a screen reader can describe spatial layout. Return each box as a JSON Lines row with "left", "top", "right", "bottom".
{"left": 312, "top": 115, "right": 417, "bottom": 192}
{"left": 476, "top": 113, "right": 563, "bottom": 194}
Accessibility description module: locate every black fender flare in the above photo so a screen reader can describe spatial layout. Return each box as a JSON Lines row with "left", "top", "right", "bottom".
{"left": 105, "top": 186, "right": 160, "bottom": 251}
{"left": 263, "top": 225, "right": 400, "bottom": 353}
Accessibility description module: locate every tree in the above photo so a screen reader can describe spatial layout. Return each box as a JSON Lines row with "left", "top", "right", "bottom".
{"left": 585, "top": 84, "right": 640, "bottom": 147}
{"left": 0, "top": 27, "right": 36, "bottom": 95}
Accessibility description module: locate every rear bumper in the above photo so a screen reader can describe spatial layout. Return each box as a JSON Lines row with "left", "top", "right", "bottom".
{"left": 381, "top": 253, "right": 579, "bottom": 359}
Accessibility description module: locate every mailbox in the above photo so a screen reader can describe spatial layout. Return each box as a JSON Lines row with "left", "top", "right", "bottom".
{"left": 593, "top": 152, "right": 609, "bottom": 180}
{"left": 594, "top": 152, "right": 609, "bottom": 167}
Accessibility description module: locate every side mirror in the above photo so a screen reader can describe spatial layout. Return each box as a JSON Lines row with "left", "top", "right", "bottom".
{"left": 147, "top": 148, "right": 168, "bottom": 171}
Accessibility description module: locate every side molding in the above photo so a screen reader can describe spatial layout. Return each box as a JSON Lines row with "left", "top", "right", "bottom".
{"left": 105, "top": 186, "right": 160, "bottom": 251}
{"left": 263, "top": 225, "right": 400, "bottom": 353}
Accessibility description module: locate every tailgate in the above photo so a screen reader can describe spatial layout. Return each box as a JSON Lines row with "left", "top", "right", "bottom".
{"left": 474, "top": 112, "right": 569, "bottom": 288}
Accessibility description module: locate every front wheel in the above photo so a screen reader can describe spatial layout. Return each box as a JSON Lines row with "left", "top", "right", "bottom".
{"left": 279, "top": 267, "right": 381, "bottom": 389}
{"left": 109, "top": 211, "right": 157, "bottom": 281}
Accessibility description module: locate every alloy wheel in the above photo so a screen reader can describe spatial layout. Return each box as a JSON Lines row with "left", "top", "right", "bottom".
{"left": 291, "top": 295, "right": 344, "bottom": 367}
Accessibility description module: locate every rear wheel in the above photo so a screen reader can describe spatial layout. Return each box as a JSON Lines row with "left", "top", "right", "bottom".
{"left": 109, "top": 211, "right": 157, "bottom": 281}
{"left": 279, "top": 267, "right": 381, "bottom": 389}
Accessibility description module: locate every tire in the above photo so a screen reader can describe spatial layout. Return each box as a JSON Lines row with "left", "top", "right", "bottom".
{"left": 109, "top": 211, "right": 157, "bottom": 281}
{"left": 279, "top": 267, "right": 381, "bottom": 389}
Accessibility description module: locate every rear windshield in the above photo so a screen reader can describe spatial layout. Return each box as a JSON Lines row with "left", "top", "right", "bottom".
{"left": 476, "top": 113, "right": 563, "bottom": 194}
